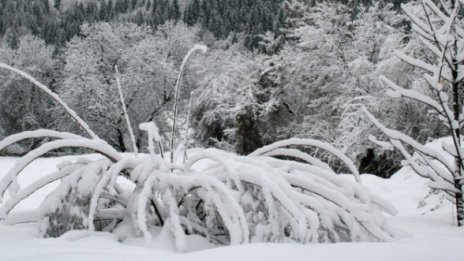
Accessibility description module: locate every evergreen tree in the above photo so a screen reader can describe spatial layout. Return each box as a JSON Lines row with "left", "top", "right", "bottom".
{"left": 130, "top": 0, "right": 137, "bottom": 10}
{"left": 183, "top": 0, "right": 201, "bottom": 26}
{"left": 54, "top": 0, "right": 61, "bottom": 11}
{"left": 182, "top": 0, "right": 285, "bottom": 49}
{"left": 168, "top": 0, "right": 181, "bottom": 21}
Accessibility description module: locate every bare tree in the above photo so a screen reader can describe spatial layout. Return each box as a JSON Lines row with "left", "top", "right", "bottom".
{"left": 366, "top": 0, "right": 464, "bottom": 225}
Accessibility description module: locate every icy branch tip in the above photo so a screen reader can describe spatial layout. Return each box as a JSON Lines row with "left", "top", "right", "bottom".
{"left": 140, "top": 122, "right": 158, "bottom": 132}
{"left": 140, "top": 122, "right": 161, "bottom": 142}
{"left": 192, "top": 44, "right": 208, "bottom": 54}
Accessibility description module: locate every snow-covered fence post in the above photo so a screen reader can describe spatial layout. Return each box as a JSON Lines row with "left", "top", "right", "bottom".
{"left": 170, "top": 44, "right": 207, "bottom": 164}
{"left": 366, "top": 0, "right": 464, "bottom": 226}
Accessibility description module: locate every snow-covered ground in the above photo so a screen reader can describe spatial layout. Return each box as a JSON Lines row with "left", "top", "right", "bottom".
{"left": 0, "top": 155, "right": 463, "bottom": 261}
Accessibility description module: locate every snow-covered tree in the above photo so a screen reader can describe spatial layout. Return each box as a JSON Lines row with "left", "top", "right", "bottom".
{"left": 154, "top": 21, "right": 201, "bottom": 67}
{"left": 263, "top": 1, "right": 408, "bottom": 174}
{"left": 187, "top": 1, "right": 413, "bottom": 173}
{"left": 119, "top": 35, "right": 178, "bottom": 149}
{"left": 58, "top": 21, "right": 200, "bottom": 152}
{"left": 0, "top": 35, "right": 56, "bottom": 152}
{"left": 366, "top": 0, "right": 464, "bottom": 225}
{"left": 189, "top": 46, "right": 259, "bottom": 150}
{"left": 189, "top": 44, "right": 297, "bottom": 154}
{"left": 331, "top": 3, "right": 410, "bottom": 171}
{"left": 58, "top": 22, "right": 152, "bottom": 149}
{"left": 257, "top": 31, "right": 284, "bottom": 55}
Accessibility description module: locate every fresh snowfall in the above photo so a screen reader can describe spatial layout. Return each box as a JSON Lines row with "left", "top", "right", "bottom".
{"left": 1, "top": 0, "right": 464, "bottom": 260}
{"left": 0, "top": 149, "right": 463, "bottom": 261}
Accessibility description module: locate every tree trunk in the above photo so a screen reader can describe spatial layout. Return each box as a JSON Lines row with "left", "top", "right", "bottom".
{"left": 454, "top": 177, "right": 464, "bottom": 226}
{"left": 452, "top": 77, "right": 463, "bottom": 226}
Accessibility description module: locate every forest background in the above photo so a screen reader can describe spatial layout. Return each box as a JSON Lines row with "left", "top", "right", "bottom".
{"left": 0, "top": 0, "right": 431, "bottom": 178}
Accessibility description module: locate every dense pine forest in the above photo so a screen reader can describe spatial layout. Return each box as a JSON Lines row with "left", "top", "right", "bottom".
{"left": 0, "top": 0, "right": 286, "bottom": 49}
{"left": 0, "top": 0, "right": 438, "bottom": 179}
{"left": 0, "top": 0, "right": 408, "bottom": 49}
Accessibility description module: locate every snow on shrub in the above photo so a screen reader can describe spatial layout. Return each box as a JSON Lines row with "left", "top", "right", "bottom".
{"left": 0, "top": 46, "right": 396, "bottom": 251}
{"left": 0, "top": 137, "right": 396, "bottom": 250}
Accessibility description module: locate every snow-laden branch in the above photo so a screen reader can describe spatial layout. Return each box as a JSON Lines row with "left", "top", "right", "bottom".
{"left": 380, "top": 76, "right": 447, "bottom": 117}
{"left": 88, "top": 158, "right": 136, "bottom": 231}
{"left": 363, "top": 107, "right": 455, "bottom": 176}
{"left": 395, "top": 51, "right": 448, "bottom": 79}
{"left": 0, "top": 63, "right": 98, "bottom": 139}
{"left": 402, "top": 4, "right": 435, "bottom": 39}
{"left": 0, "top": 138, "right": 121, "bottom": 203}
{"left": 0, "top": 129, "right": 84, "bottom": 152}
{"left": 170, "top": 44, "right": 207, "bottom": 164}
{"left": 420, "top": 37, "right": 445, "bottom": 60}
{"left": 423, "top": 0, "right": 450, "bottom": 22}
{"left": 250, "top": 138, "right": 361, "bottom": 182}
{"left": 0, "top": 163, "right": 85, "bottom": 216}
{"left": 260, "top": 148, "right": 333, "bottom": 172}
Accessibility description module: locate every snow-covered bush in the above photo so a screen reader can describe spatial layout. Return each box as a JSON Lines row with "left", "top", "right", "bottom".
{"left": 0, "top": 135, "right": 396, "bottom": 250}
{"left": 0, "top": 46, "right": 395, "bottom": 251}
